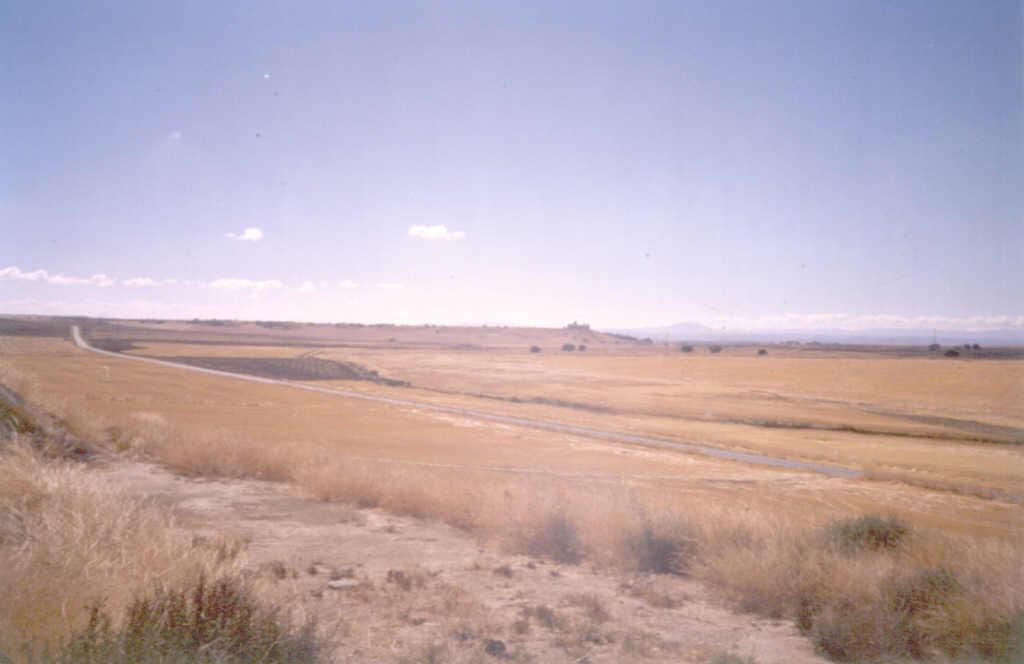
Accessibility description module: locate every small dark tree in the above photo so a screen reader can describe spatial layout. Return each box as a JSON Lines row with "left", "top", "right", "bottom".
{"left": 529, "top": 345, "right": 542, "bottom": 353}
{"left": 561, "top": 343, "right": 576, "bottom": 352}
{"left": 757, "top": 349, "right": 768, "bottom": 356}
{"left": 578, "top": 344, "right": 587, "bottom": 351}
{"left": 708, "top": 345, "right": 722, "bottom": 354}
{"left": 679, "top": 345, "right": 693, "bottom": 353}
{"left": 928, "top": 343, "right": 941, "bottom": 352}
{"left": 944, "top": 349, "right": 960, "bottom": 358}
{"left": 972, "top": 343, "right": 981, "bottom": 350}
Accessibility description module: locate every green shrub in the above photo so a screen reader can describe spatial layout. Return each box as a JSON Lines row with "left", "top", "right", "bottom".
{"left": 826, "top": 515, "right": 909, "bottom": 554}
{"left": 48, "top": 575, "right": 320, "bottom": 663}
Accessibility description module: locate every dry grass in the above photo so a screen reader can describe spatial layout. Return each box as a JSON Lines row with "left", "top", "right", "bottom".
{"left": 104, "top": 423, "right": 1024, "bottom": 660}
{"left": 4, "top": 335, "right": 1024, "bottom": 660}
{"left": 114, "top": 337, "right": 1024, "bottom": 497}
{"left": 0, "top": 440, "right": 242, "bottom": 658}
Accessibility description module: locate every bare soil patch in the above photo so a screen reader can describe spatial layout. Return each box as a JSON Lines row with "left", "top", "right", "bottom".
{"left": 150, "top": 355, "right": 409, "bottom": 385}
{"left": 98, "top": 458, "right": 825, "bottom": 664}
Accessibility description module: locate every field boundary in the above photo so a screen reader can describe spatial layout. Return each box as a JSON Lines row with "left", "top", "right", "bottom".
{"left": 71, "top": 326, "right": 861, "bottom": 479}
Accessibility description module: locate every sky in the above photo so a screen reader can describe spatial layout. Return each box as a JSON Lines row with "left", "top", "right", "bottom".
{"left": 1, "top": 0, "right": 1021, "bottom": 330}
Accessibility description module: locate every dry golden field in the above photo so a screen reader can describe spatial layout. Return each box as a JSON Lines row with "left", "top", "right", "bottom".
{"left": 2, "top": 319, "right": 1023, "bottom": 661}
{"left": 2, "top": 332, "right": 1022, "bottom": 537}
{"left": 111, "top": 331, "right": 1024, "bottom": 500}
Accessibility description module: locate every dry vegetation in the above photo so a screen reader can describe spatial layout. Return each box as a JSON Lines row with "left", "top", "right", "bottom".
{"left": 0, "top": 366, "right": 323, "bottom": 662}
{"left": 2, "top": 325, "right": 1024, "bottom": 661}
{"left": 0, "top": 437, "right": 314, "bottom": 661}
{"left": 119, "top": 336, "right": 1024, "bottom": 499}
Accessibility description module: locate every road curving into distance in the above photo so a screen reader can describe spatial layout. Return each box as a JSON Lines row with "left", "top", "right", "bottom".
{"left": 71, "top": 325, "right": 861, "bottom": 479}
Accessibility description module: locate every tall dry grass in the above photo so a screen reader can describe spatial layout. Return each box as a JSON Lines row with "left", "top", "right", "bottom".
{"left": 0, "top": 438, "right": 242, "bottom": 658}
{"left": 17, "top": 392, "right": 1024, "bottom": 661}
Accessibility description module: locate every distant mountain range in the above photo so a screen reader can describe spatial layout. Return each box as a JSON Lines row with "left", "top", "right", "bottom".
{"left": 602, "top": 322, "right": 1024, "bottom": 346}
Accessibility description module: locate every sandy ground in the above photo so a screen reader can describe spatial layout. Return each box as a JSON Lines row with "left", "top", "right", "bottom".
{"left": 98, "top": 457, "right": 826, "bottom": 664}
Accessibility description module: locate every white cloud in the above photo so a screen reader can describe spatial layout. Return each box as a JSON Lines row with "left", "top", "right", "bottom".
{"left": 0, "top": 266, "right": 114, "bottom": 287}
{"left": 0, "top": 266, "right": 48, "bottom": 282}
{"left": 124, "top": 277, "right": 158, "bottom": 287}
{"left": 209, "top": 278, "right": 282, "bottom": 292}
{"left": 376, "top": 282, "right": 404, "bottom": 290}
{"left": 167, "top": 130, "right": 183, "bottom": 142}
{"left": 338, "top": 280, "right": 359, "bottom": 289}
{"left": 408, "top": 225, "right": 465, "bottom": 241}
{"left": 225, "top": 227, "right": 264, "bottom": 242}
{"left": 297, "top": 280, "right": 317, "bottom": 293}
{"left": 49, "top": 274, "right": 115, "bottom": 287}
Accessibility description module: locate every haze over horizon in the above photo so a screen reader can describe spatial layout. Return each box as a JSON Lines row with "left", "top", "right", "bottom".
{"left": 2, "top": 1, "right": 1021, "bottom": 330}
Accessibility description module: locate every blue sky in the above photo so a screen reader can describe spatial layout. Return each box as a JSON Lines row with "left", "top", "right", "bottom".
{"left": 1, "top": 0, "right": 1021, "bottom": 329}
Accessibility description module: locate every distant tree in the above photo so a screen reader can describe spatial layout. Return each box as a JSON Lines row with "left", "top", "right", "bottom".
{"left": 928, "top": 343, "right": 941, "bottom": 352}
{"left": 639, "top": 338, "right": 654, "bottom": 345}
{"left": 972, "top": 343, "right": 981, "bottom": 350}
{"left": 561, "top": 343, "right": 576, "bottom": 352}
{"left": 708, "top": 345, "right": 723, "bottom": 354}
{"left": 578, "top": 344, "right": 587, "bottom": 351}
{"left": 757, "top": 349, "right": 768, "bottom": 356}
{"left": 944, "top": 349, "right": 960, "bottom": 358}
{"left": 529, "top": 345, "right": 542, "bottom": 353}
{"left": 679, "top": 345, "right": 694, "bottom": 353}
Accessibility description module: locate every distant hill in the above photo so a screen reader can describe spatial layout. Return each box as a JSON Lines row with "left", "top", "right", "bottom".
{"left": 602, "top": 322, "right": 1024, "bottom": 346}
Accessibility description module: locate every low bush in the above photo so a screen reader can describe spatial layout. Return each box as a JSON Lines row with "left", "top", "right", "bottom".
{"left": 623, "top": 525, "right": 695, "bottom": 575}
{"left": 524, "top": 513, "right": 582, "bottom": 564}
{"left": 49, "top": 575, "right": 320, "bottom": 663}
{"left": 709, "top": 654, "right": 757, "bottom": 664}
{"left": 826, "top": 515, "right": 909, "bottom": 554}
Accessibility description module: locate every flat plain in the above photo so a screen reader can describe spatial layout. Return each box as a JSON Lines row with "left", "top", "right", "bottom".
{"left": 2, "top": 317, "right": 1022, "bottom": 662}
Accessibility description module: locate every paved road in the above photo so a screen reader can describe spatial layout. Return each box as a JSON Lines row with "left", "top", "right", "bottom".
{"left": 71, "top": 325, "right": 861, "bottom": 479}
